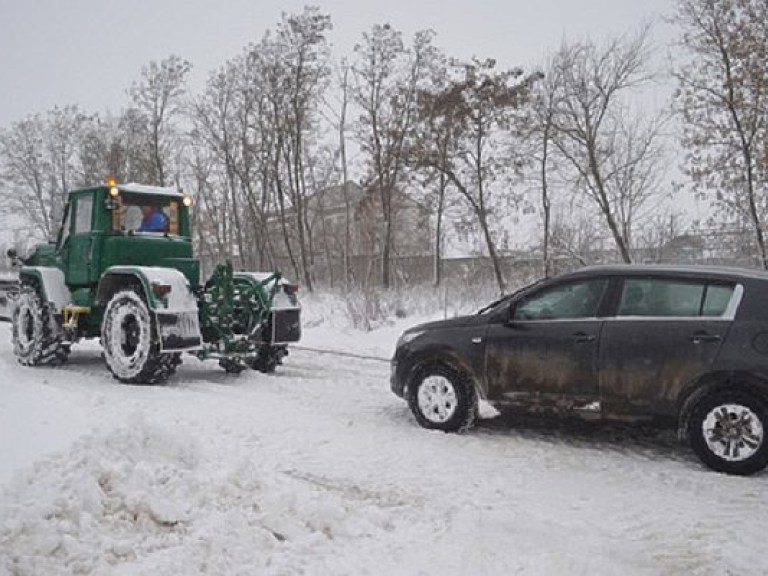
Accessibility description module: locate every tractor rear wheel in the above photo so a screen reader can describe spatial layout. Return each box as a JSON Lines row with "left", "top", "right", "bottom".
{"left": 11, "top": 287, "right": 69, "bottom": 366}
{"left": 160, "top": 353, "right": 183, "bottom": 378}
{"left": 219, "top": 358, "right": 247, "bottom": 374}
{"left": 102, "top": 289, "right": 169, "bottom": 385}
{"left": 247, "top": 345, "right": 285, "bottom": 374}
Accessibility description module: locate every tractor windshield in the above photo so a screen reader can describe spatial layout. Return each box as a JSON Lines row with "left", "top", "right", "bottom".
{"left": 114, "top": 193, "right": 181, "bottom": 235}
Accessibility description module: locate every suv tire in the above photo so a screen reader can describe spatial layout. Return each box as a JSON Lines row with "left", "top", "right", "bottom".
{"left": 688, "top": 390, "right": 768, "bottom": 476}
{"left": 407, "top": 362, "right": 477, "bottom": 432}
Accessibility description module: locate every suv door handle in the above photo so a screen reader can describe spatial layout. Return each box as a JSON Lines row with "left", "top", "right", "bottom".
{"left": 573, "top": 332, "right": 596, "bottom": 343}
{"left": 690, "top": 331, "right": 721, "bottom": 344}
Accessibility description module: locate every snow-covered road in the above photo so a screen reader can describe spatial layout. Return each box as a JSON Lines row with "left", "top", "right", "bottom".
{"left": 1, "top": 321, "right": 767, "bottom": 575}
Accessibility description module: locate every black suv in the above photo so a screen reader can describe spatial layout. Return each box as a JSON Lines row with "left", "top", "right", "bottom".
{"left": 391, "top": 265, "right": 768, "bottom": 475}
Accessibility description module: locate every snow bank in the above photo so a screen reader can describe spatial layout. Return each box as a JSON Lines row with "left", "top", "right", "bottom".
{"left": 296, "top": 277, "right": 534, "bottom": 357}
{"left": 3, "top": 302, "right": 768, "bottom": 575}
{"left": 0, "top": 415, "right": 398, "bottom": 576}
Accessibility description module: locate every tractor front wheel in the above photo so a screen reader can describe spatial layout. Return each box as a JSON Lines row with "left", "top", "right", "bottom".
{"left": 102, "top": 289, "right": 168, "bottom": 385}
{"left": 11, "top": 287, "right": 69, "bottom": 366}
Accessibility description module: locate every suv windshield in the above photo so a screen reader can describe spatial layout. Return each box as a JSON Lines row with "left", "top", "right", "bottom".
{"left": 114, "top": 193, "right": 180, "bottom": 235}
{"left": 477, "top": 278, "right": 547, "bottom": 315}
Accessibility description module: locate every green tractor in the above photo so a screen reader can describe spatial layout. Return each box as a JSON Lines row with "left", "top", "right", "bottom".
{"left": 3, "top": 180, "right": 301, "bottom": 384}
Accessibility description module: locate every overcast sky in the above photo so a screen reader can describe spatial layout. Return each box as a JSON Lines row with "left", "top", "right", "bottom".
{"left": 0, "top": 0, "right": 675, "bottom": 128}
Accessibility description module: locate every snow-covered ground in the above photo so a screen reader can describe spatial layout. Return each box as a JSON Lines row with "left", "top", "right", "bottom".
{"left": 1, "top": 311, "right": 768, "bottom": 575}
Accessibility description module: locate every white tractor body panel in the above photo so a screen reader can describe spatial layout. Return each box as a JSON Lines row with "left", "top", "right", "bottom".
{"left": 23, "top": 267, "right": 71, "bottom": 312}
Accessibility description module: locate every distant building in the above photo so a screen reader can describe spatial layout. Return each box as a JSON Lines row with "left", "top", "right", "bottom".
{"left": 270, "top": 181, "right": 432, "bottom": 263}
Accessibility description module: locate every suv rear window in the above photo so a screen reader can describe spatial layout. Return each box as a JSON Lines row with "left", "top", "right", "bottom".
{"left": 617, "top": 279, "right": 736, "bottom": 318}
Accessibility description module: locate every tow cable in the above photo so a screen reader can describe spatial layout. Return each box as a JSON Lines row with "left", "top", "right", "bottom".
{"left": 291, "top": 345, "right": 390, "bottom": 363}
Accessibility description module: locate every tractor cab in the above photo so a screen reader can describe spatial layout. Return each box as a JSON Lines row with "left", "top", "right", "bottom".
{"left": 52, "top": 181, "right": 199, "bottom": 302}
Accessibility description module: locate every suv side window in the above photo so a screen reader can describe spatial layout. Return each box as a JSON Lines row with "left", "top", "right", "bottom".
{"left": 617, "top": 279, "right": 736, "bottom": 318}
{"left": 702, "top": 284, "right": 736, "bottom": 316}
{"left": 513, "top": 279, "right": 608, "bottom": 320}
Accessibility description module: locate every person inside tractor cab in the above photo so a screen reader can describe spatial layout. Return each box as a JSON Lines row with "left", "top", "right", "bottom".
{"left": 139, "top": 205, "right": 170, "bottom": 232}
{"left": 118, "top": 194, "right": 178, "bottom": 235}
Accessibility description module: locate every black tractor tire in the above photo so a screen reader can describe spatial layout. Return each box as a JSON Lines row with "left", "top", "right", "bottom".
{"left": 159, "top": 353, "right": 183, "bottom": 378}
{"left": 688, "top": 390, "right": 768, "bottom": 476}
{"left": 219, "top": 358, "right": 247, "bottom": 374}
{"left": 101, "top": 289, "right": 169, "bottom": 385}
{"left": 11, "top": 287, "right": 70, "bottom": 366}
{"left": 407, "top": 362, "right": 478, "bottom": 433}
{"left": 247, "top": 346, "right": 284, "bottom": 374}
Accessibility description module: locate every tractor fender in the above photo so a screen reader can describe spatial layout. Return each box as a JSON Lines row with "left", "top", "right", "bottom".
{"left": 19, "top": 267, "right": 71, "bottom": 313}
{"left": 97, "top": 266, "right": 196, "bottom": 311}
{"left": 97, "top": 266, "right": 202, "bottom": 352}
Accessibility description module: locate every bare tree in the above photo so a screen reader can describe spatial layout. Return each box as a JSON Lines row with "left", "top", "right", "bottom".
{"left": 674, "top": 0, "right": 768, "bottom": 268}
{"left": 233, "top": 8, "right": 333, "bottom": 291}
{"left": 0, "top": 106, "right": 90, "bottom": 238}
{"left": 46, "top": 106, "right": 90, "bottom": 210}
{"left": 118, "top": 108, "right": 158, "bottom": 183}
{"left": 192, "top": 59, "right": 253, "bottom": 270}
{"left": 276, "top": 7, "right": 332, "bottom": 292}
{"left": 129, "top": 55, "right": 192, "bottom": 187}
{"left": 528, "top": 64, "right": 558, "bottom": 277}
{"left": 0, "top": 116, "right": 53, "bottom": 237}
{"left": 550, "top": 211, "right": 604, "bottom": 268}
{"left": 352, "top": 25, "right": 436, "bottom": 288}
{"left": 187, "top": 143, "right": 231, "bottom": 274}
{"left": 637, "top": 210, "right": 686, "bottom": 263}
{"left": 410, "top": 58, "right": 539, "bottom": 294}
{"left": 190, "top": 6, "right": 333, "bottom": 286}
{"left": 409, "top": 46, "right": 455, "bottom": 286}
{"left": 338, "top": 62, "right": 353, "bottom": 287}
{"left": 304, "top": 145, "right": 339, "bottom": 286}
{"left": 321, "top": 59, "right": 356, "bottom": 286}
{"left": 549, "top": 27, "right": 665, "bottom": 263}
{"left": 79, "top": 113, "right": 120, "bottom": 184}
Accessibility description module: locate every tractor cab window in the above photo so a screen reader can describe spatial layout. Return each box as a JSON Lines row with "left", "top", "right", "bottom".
{"left": 115, "top": 194, "right": 180, "bottom": 235}
{"left": 74, "top": 195, "right": 93, "bottom": 234}
{"left": 58, "top": 202, "right": 72, "bottom": 248}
